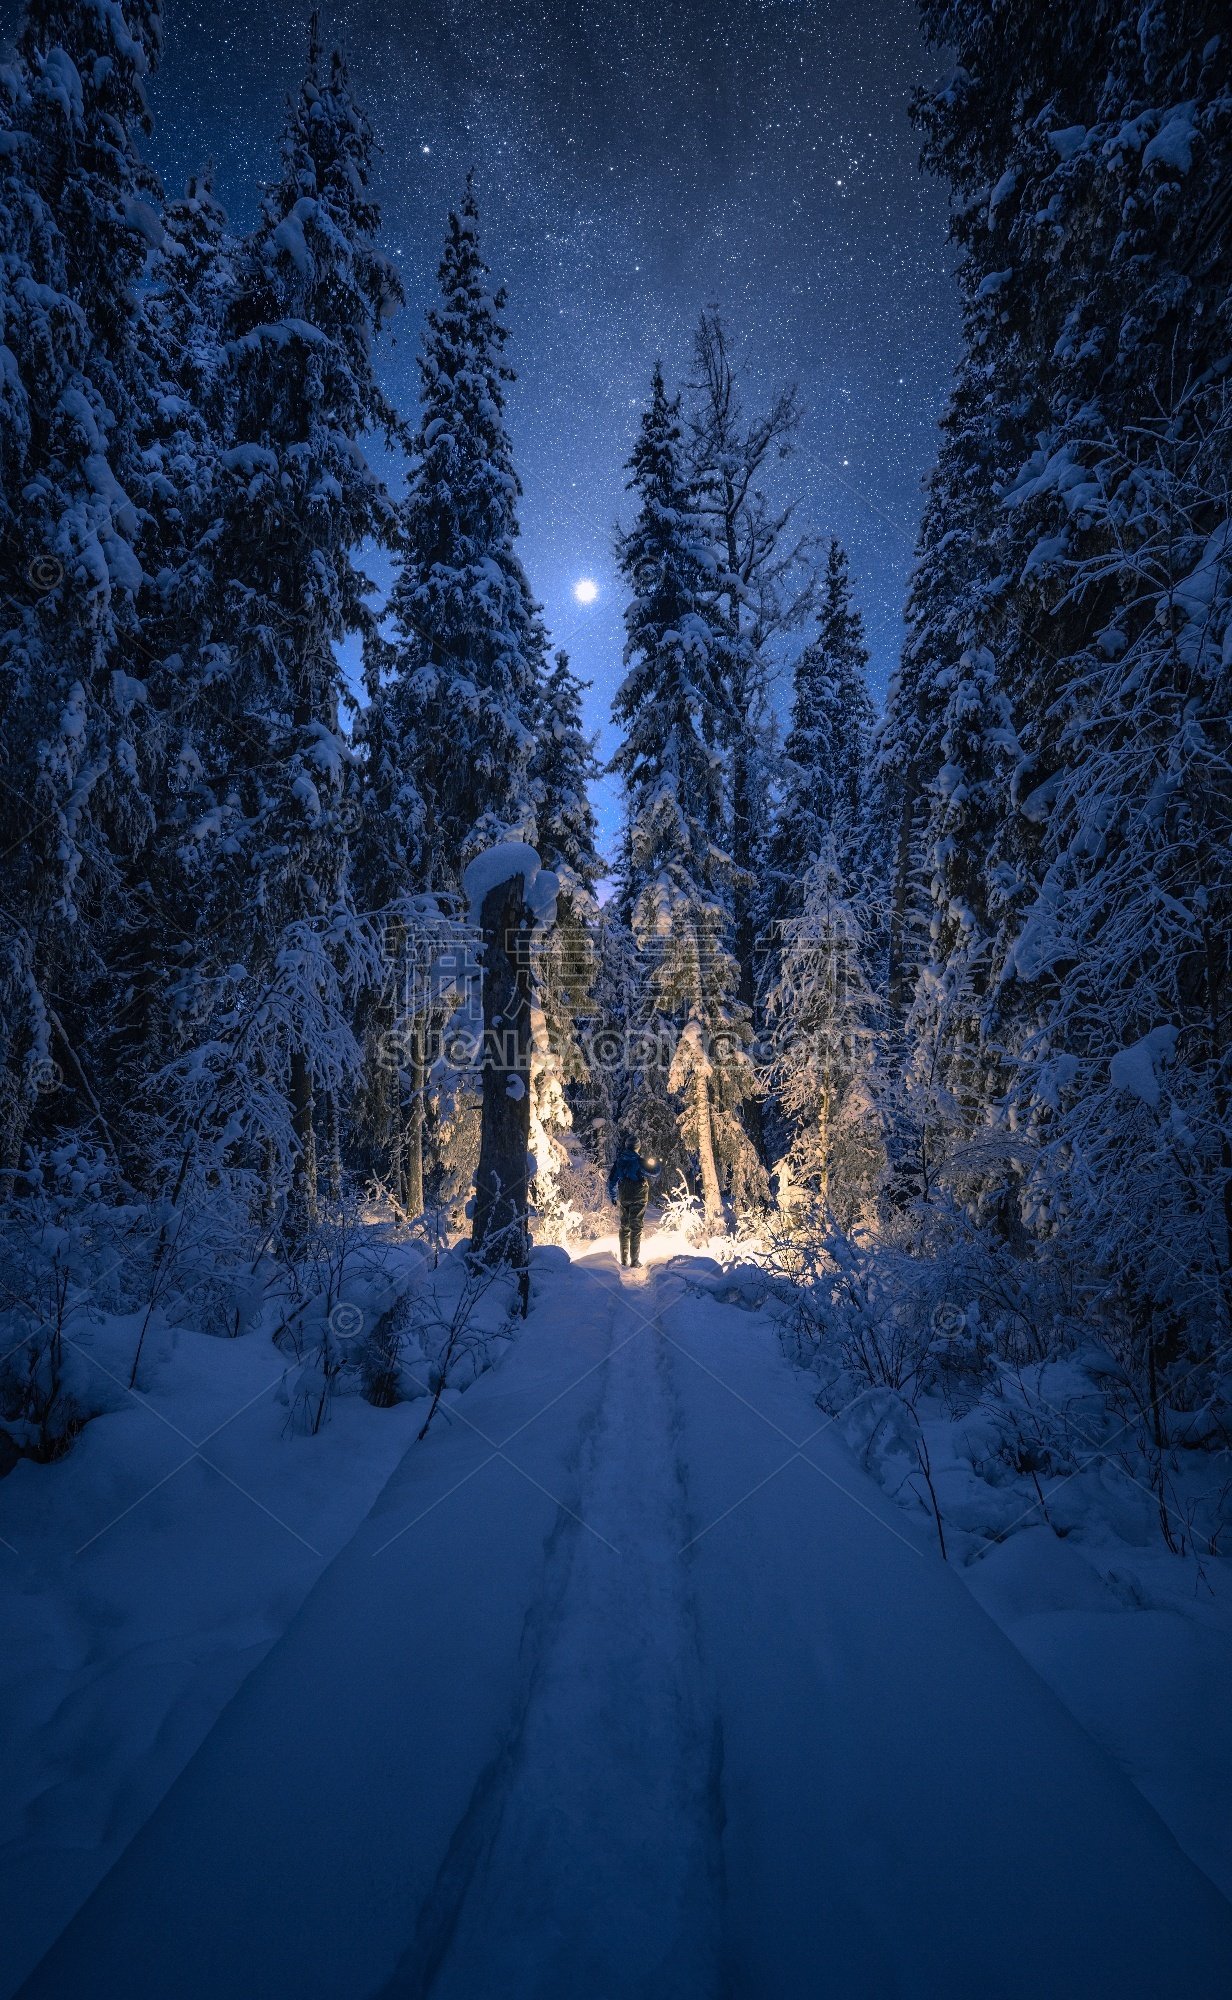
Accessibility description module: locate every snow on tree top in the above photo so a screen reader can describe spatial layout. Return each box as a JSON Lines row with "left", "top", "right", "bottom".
{"left": 464, "top": 840, "right": 559, "bottom": 926}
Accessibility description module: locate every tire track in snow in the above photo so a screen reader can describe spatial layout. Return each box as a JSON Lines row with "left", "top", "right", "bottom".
{"left": 387, "top": 1268, "right": 725, "bottom": 2000}
{"left": 379, "top": 1271, "right": 625, "bottom": 1998}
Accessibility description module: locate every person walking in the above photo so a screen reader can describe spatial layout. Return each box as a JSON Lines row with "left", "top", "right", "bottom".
{"left": 607, "top": 1137, "right": 660, "bottom": 1268}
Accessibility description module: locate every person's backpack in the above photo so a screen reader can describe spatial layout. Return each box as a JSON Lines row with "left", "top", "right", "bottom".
{"left": 613, "top": 1150, "right": 645, "bottom": 1189}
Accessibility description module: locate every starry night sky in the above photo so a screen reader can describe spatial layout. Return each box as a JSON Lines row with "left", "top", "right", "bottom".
{"left": 9, "top": 0, "right": 960, "bottom": 856}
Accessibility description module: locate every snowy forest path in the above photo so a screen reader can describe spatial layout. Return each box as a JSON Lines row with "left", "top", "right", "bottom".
{"left": 19, "top": 1248, "right": 1232, "bottom": 2000}
{"left": 385, "top": 1273, "right": 724, "bottom": 1998}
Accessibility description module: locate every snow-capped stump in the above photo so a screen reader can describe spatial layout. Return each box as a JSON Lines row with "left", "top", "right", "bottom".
{"left": 463, "top": 840, "right": 559, "bottom": 929}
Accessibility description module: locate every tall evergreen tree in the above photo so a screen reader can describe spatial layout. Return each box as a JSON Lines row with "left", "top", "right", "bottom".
{"left": 377, "top": 175, "right": 541, "bottom": 898}
{"left": 164, "top": 18, "right": 402, "bottom": 1225}
{"left": 867, "top": 358, "right": 1012, "bottom": 1021}
{"left": 530, "top": 648, "right": 601, "bottom": 891}
{"left": 105, "top": 168, "right": 235, "bottom": 1161}
{"left": 763, "top": 538, "right": 876, "bottom": 937}
{"left": 909, "top": 0, "right": 1232, "bottom": 1350}
{"left": 765, "top": 835, "right": 884, "bottom": 1223}
{"left": 140, "top": 165, "right": 231, "bottom": 580}
{"left": 686, "top": 309, "right": 814, "bottom": 1002}
{"left": 359, "top": 178, "right": 547, "bottom": 1222}
{"left": 0, "top": 0, "right": 165, "bottom": 1172}
{"left": 612, "top": 364, "right": 762, "bottom": 1221}
{"left": 524, "top": 647, "right": 602, "bottom": 1216}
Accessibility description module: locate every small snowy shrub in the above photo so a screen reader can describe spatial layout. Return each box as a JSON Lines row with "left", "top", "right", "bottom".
{"left": 391, "top": 1246, "right": 525, "bottom": 1439}
{"left": 0, "top": 1156, "right": 136, "bottom": 1461}
{"left": 658, "top": 1176, "right": 709, "bottom": 1247}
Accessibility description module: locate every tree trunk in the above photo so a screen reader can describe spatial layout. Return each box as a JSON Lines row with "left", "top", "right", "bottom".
{"left": 0, "top": 1073, "right": 29, "bottom": 1196}
{"left": 471, "top": 874, "right": 533, "bottom": 1273}
{"left": 730, "top": 733, "right": 768, "bottom": 1166}
{"left": 887, "top": 777, "right": 918, "bottom": 1016}
{"left": 695, "top": 1067, "right": 723, "bottom": 1226}
{"left": 404, "top": 1019, "right": 425, "bottom": 1220}
{"left": 289, "top": 1047, "right": 317, "bottom": 1233}
{"left": 818, "top": 1074, "right": 832, "bottom": 1205}
{"left": 323, "top": 1089, "right": 342, "bottom": 1205}
{"left": 1201, "top": 916, "right": 1232, "bottom": 1325}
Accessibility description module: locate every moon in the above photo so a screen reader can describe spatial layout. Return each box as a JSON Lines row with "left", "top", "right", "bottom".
{"left": 573, "top": 576, "right": 598, "bottom": 605}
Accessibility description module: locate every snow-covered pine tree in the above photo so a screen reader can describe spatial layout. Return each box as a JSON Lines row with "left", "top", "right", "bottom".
{"left": 569, "top": 902, "right": 653, "bottom": 1171}
{"left": 912, "top": 0, "right": 1232, "bottom": 1363}
{"left": 102, "top": 168, "right": 236, "bottom": 1166}
{"left": 378, "top": 174, "right": 541, "bottom": 897}
{"left": 351, "top": 585, "right": 430, "bottom": 1222}
{"left": 849, "top": 20, "right": 1042, "bottom": 1219}
{"left": 135, "top": 158, "right": 232, "bottom": 707}
{"left": 868, "top": 360, "right": 1010, "bottom": 1023}
{"left": 530, "top": 648, "right": 601, "bottom": 892}
{"left": 140, "top": 165, "right": 232, "bottom": 570}
{"left": 903, "top": 640, "right": 1021, "bottom": 1224}
{"left": 686, "top": 308, "right": 815, "bottom": 1005}
{"left": 0, "top": 0, "right": 165, "bottom": 1175}
{"left": 612, "top": 363, "right": 763, "bottom": 1223}
{"left": 528, "top": 646, "right": 601, "bottom": 1038}
{"left": 1006, "top": 399, "right": 1232, "bottom": 1342}
{"left": 351, "top": 553, "right": 437, "bottom": 1222}
{"left": 765, "top": 835, "right": 884, "bottom": 1226}
{"left": 360, "top": 178, "right": 546, "bottom": 1224}
{"left": 762, "top": 538, "right": 876, "bottom": 939}
{"left": 163, "top": 17, "right": 402, "bottom": 1230}
{"left": 525, "top": 647, "right": 603, "bottom": 1225}
{"left": 756, "top": 539, "right": 878, "bottom": 1187}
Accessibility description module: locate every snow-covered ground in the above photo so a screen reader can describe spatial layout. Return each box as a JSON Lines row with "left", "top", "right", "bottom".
{"left": 0, "top": 1298, "right": 427, "bottom": 1996}
{"left": 4, "top": 1230, "right": 1231, "bottom": 1997}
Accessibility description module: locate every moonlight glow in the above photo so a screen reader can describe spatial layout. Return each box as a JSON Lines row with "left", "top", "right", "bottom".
{"left": 573, "top": 577, "right": 598, "bottom": 604}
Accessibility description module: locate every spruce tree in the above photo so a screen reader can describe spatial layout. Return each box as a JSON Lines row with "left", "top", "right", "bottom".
{"left": 686, "top": 309, "right": 814, "bottom": 1002}
{"left": 612, "top": 364, "right": 762, "bottom": 1222}
{"left": 360, "top": 178, "right": 548, "bottom": 1221}
{"left": 105, "top": 168, "right": 235, "bottom": 1165}
{"left": 0, "top": 0, "right": 165, "bottom": 1172}
{"left": 530, "top": 648, "right": 601, "bottom": 891}
{"left": 877, "top": 640, "right": 1020, "bottom": 1221}
{"left": 868, "top": 364, "right": 1009, "bottom": 1003}
{"left": 765, "top": 836, "right": 883, "bottom": 1225}
{"left": 910, "top": 0, "right": 1232, "bottom": 1353}
{"left": 168, "top": 18, "right": 402, "bottom": 1226}
{"left": 525, "top": 648, "right": 602, "bottom": 1219}
{"left": 140, "top": 166, "right": 232, "bottom": 563}
{"left": 379, "top": 175, "right": 541, "bottom": 897}
{"left": 763, "top": 539, "right": 875, "bottom": 936}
